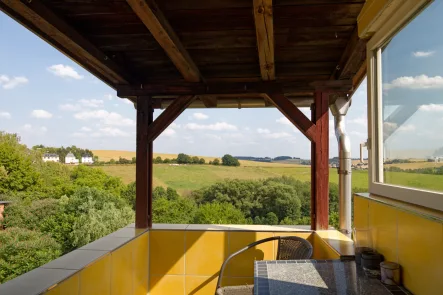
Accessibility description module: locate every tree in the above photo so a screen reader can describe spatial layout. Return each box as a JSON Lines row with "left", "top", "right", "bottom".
{"left": 109, "top": 159, "right": 116, "bottom": 164}
{"left": 212, "top": 158, "right": 220, "bottom": 165}
{"left": 131, "top": 157, "right": 136, "bottom": 164}
{"left": 154, "top": 156, "right": 163, "bottom": 164}
{"left": 222, "top": 154, "right": 240, "bottom": 166}
{"left": 194, "top": 203, "right": 248, "bottom": 224}
{"left": 70, "top": 165, "right": 125, "bottom": 196}
{"left": 153, "top": 197, "right": 196, "bottom": 224}
{"left": 191, "top": 156, "right": 200, "bottom": 164}
{"left": 177, "top": 153, "right": 191, "bottom": 164}
{"left": 0, "top": 228, "right": 61, "bottom": 283}
{"left": 0, "top": 132, "right": 41, "bottom": 194}
{"left": 163, "top": 158, "right": 171, "bottom": 164}
{"left": 199, "top": 158, "right": 205, "bottom": 164}
{"left": 208, "top": 161, "right": 213, "bottom": 165}
{"left": 117, "top": 157, "right": 131, "bottom": 164}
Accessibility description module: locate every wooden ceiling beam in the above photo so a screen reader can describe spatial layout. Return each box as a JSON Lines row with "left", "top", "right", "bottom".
{"left": 117, "top": 80, "right": 352, "bottom": 96}
{"left": 126, "top": 0, "right": 201, "bottom": 82}
{"left": 198, "top": 96, "right": 218, "bottom": 108}
{"left": 146, "top": 95, "right": 196, "bottom": 143}
{"left": 253, "top": 0, "right": 275, "bottom": 80}
{"left": 266, "top": 93, "right": 316, "bottom": 142}
{"left": 0, "top": 0, "right": 132, "bottom": 86}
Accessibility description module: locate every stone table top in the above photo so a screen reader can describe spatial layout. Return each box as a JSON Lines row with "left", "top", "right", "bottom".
{"left": 254, "top": 260, "right": 408, "bottom": 295}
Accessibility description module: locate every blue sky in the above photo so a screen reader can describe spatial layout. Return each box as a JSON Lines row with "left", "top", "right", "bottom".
{"left": 0, "top": 11, "right": 370, "bottom": 159}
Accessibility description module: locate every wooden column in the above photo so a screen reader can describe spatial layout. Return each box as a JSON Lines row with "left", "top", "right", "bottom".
{"left": 311, "top": 91, "right": 330, "bottom": 230}
{"left": 136, "top": 97, "right": 154, "bottom": 228}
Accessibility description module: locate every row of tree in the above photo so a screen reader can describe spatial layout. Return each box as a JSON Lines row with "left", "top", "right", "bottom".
{"left": 32, "top": 144, "right": 94, "bottom": 163}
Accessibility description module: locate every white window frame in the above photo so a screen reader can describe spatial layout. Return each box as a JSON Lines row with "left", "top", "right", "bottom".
{"left": 367, "top": 0, "right": 443, "bottom": 212}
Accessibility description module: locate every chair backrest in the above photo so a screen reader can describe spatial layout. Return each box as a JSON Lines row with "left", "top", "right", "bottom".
{"left": 276, "top": 236, "right": 313, "bottom": 260}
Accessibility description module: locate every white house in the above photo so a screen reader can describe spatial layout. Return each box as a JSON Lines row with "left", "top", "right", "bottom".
{"left": 81, "top": 154, "right": 94, "bottom": 164}
{"left": 42, "top": 153, "right": 59, "bottom": 163}
{"left": 65, "top": 152, "right": 79, "bottom": 165}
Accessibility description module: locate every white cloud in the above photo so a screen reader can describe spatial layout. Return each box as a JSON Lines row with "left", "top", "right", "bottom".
{"left": 204, "top": 134, "right": 222, "bottom": 140}
{"left": 170, "top": 123, "right": 181, "bottom": 129}
{"left": 92, "top": 127, "right": 130, "bottom": 137}
{"left": 123, "top": 99, "right": 133, "bottom": 105}
{"left": 21, "top": 124, "right": 47, "bottom": 134}
{"left": 184, "top": 122, "right": 237, "bottom": 131}
{"left": 0, "top": 75, "right": 28, "bottom": 89}
{"left": 192, "top": 112, "right": 209, "bottom": 120}
{"left": 47, "top": 64, "right": 83, "bottom": 80}
{"left": 262, "top": 132, "right": 292, "bottom": 139}
{"left": 413, "top": 51, "right": 435, "bottom": 58}
{"left": 162, "top": 128, "right": 176, "bottom": 137}
{"left": 80, "top": 126, "right": 92, "bottom": 132}
{"left": 0, "top": 111, "right": 11, "bottom": 119}
{"left": 257, "top": 128, "right": 270, "bottom": 134}
{"left": 384, "top": 75, "right": 443, "bottom": 90}
{"left": 78, "top": 99, "right": 104, "bottom": 108}
{"left": 348, "top": 116, "right": 367, "bottom": 126}
{"left": 104, "top": 94, "right": 114, "bottom": 100}
{"left": 398, "top": 124, "right": 416, "bottom": 132}
{"left": 419, "top": 104, "right": 443, "bottom": 112}
{"left": 74, "top": 110, "right": 135, "bottom": 126}
{"left": 71, "top": 132, "right": 86, "bottom": 138}
{"left": 276, "top": 117, "right": 291, "bottom": 126}
{"left": 59, "top": 103, "right": 81, "bottom": 111}
{"left": 31, "top": 109, "right": 53, "bottom": 119}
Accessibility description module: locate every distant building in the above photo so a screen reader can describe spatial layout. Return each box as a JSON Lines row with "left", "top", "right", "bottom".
{"left": 42, "top": 153, "right": 59, "bottom": 163}
{"left": 81, "top": 154, "right": 94, "bottom": 164}
{"left": 65, "top": 152, "right": 79, "bottom": 165}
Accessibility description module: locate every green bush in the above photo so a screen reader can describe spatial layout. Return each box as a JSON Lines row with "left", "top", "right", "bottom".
{"left": 0, "top": 228, "right": 61, "bottom": 283}
{"left": 221, "top": 154, "right": 240, "bottom": 166}
{"left": 194, "top": 202, "right": 248, "bottom": 224}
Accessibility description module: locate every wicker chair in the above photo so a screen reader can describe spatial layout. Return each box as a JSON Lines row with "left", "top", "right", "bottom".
{"left": 215, "top": 236, "right": 313, "bottom": 295}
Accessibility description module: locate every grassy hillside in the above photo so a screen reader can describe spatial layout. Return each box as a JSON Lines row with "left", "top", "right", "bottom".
{"left": 92, "top": 150, "right": 304, "bottom": 167}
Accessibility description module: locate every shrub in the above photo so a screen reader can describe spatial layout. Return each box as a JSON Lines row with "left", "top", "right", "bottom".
{"left": 0, "top": 228, "right": 61, "bottom": 283}
{"left": 222, "top": 154, "right": 240, "bottom": 166}
{"left": 194, "top": 202, "right": 248, "bottom": 224}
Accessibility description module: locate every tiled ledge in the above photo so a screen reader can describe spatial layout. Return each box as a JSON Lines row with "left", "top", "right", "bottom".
{"left": 355, "top": 193, "right": 443, "bottom": 224}
{"left": 0, "top": 224, "right": 148, "bottom": 295}
{"left": 149, "top": 223, "right": 312, "bottom": 232}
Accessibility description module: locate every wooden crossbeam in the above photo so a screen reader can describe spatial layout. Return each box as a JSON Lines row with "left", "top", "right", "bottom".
{"left": 117, "top": 80, "right": 352, "bottom": 97}
{"left": 266, "top": 93, "right": 316, "bottom": 142}
{"left": 147, "top": 95, "right": 195, "bottom": 143}
{"left": 253, "top": 0, "right": 275, "bottom": 80}
{"left": 0, "top": 0, "right": 132, "bottom": 86}
{"left": 126, "top": 0, "right": 201, "bottom": 82}
{"left": 199, "top": 96, "right": 218, "bottom": 108}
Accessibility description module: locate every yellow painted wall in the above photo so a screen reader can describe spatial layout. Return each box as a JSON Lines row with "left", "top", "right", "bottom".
{"left": 354, "top": 195, "right": 443, "bottom": 294}
{"left": 44, "top": 231, "right": 149, "bottom": 295}
{"left": 148, "top": 230, "right": 339, "bottom": 295}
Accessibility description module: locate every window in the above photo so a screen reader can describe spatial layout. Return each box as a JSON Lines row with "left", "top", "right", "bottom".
{"left": 368, "top": 0, "right": 443, "bottom": 211}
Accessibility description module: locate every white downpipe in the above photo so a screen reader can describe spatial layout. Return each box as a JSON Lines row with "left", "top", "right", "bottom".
{"left": 330, "top": 97, "right": 352, "bottom": 236}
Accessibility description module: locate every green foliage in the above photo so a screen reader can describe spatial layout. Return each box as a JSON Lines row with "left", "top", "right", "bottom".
{"left": 212, "top": 158, "right": 220, "bottom": 165}
{"left": 0, "top": 132, "right": 40, "bottom": 193}
{"left": 154, "top": 156, "right": 163, "bottom": 164}
{"left": 117, "top": 157, "right": 131, "bottom": 164}
{"left": 177, "top": 153, "right": 192, "bottom": 164}
{"left": 0, "top": 228, "right": 61, "bottom": 283}
{"left": 71, "top": 165, "right": 124, "bottom": 196}
{"left": 153, "top": 196, "right": 196, "bottom": 224}
{"left": 222, "top": 154, "right": 240, "bottom": 167}
{"left": 163, "top": 158, "right": 171, "bottom": 164}
{"left": 194, "top": 202, "right": 248, "bottom": 224}
{"left": 2, "top": 199, "right": 59, "bottom": 230}
{"left": 199, "top": 158, "right": 205, "bottom": 164}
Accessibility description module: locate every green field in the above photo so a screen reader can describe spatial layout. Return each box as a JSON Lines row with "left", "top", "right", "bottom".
{"left": 98, "top": 164, "right": 443, "bottom": 195}
{"left": 99, "top": 164, "right": 368, "bottom": 194}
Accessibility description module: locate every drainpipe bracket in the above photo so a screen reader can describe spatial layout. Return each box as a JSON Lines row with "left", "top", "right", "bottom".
{"left": 337, "top": 169, "right": 352, "bottom": 175}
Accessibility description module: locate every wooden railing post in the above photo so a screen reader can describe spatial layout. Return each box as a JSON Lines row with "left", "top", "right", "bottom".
{"left": 136, "top": 97, "right": 153, "bottom": 228}
{"left": 311, "top": 91, "right": 330, "bottom": 230}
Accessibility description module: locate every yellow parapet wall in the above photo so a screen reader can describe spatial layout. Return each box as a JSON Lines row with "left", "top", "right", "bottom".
{"left": 354, "top": 193, "right": 443, "bottom": 295}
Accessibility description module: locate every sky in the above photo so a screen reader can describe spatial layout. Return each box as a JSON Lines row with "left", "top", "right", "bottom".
{"left": 0, "top": 11, "right": 371, "bottom": 159}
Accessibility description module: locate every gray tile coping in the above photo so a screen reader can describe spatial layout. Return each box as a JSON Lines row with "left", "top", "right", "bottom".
{"left": 79, "top": 235, "right": 133, "bottom": 251}
{"left": 149, "top": 223, "right": 313, "bottom": 232}
{"left": 40, "top": 249, "right": 108, "bottom": 270}
{"left": 0, "top": 267, "right": 77, "bottom": 295}
{"left": 254, "top": 260, "right": 409, "bottom": 295}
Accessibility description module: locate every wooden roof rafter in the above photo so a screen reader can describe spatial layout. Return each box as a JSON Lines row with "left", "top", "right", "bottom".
{"left": 253, "top": 0, "right": 275, "bottom": 81}
{"left": 126, "top": 0, "right": 202, "bottom": 83}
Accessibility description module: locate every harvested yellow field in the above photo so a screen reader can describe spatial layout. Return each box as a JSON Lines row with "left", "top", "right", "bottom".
{"left": 92, "top": 150, "right": 303, "bottom": 167}
{"left": 385, "top": 161, "right": 442, "bottom": 169}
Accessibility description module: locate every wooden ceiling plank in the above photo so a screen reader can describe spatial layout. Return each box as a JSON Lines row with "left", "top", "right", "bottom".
{"left": 0, "top": 0, "right": 132, "bottom": 85}
{"left": 126, "top": 0, "right": 201, "bottom": 82}
{"left": 199, "top": 96, "right": 218, "bottom": 108}
{"left": 253, "top": 0, "right": 275, "bottom": 80}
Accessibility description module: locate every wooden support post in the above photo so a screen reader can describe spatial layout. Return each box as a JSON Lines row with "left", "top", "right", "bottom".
{"left": 136, "top": 97, "right": 154, "bottom": 228}
{"left": 311, "top": 91, "right": 330, "bottom": 230}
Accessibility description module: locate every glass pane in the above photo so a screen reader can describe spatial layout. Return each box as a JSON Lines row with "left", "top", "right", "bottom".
{"left": 380, "top": 0, "right": 443, "bottom": 193}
